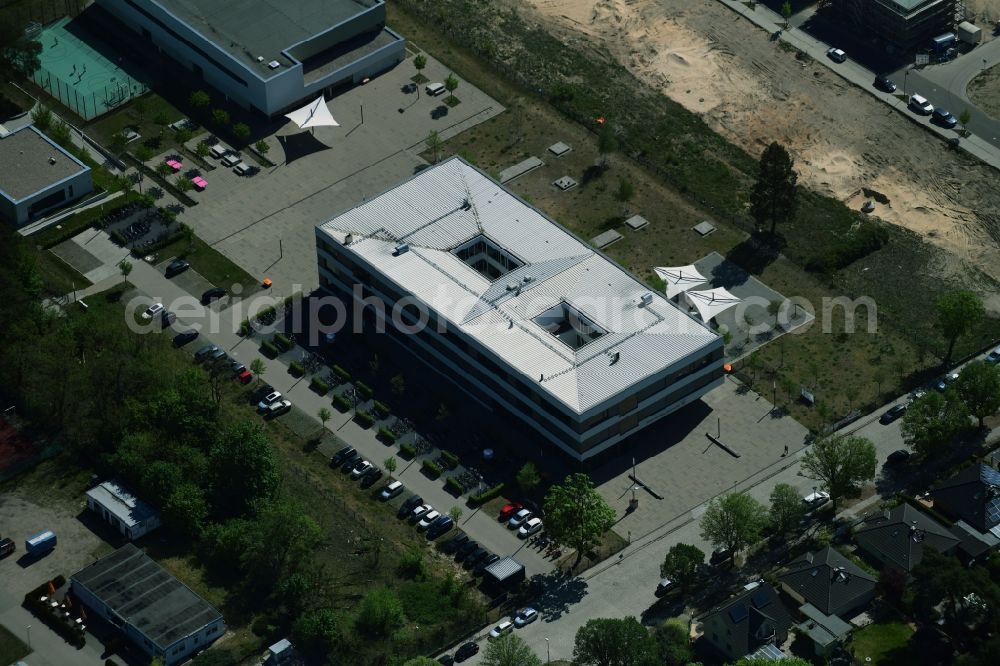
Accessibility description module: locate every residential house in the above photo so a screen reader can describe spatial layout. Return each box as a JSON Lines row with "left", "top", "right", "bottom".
{"left": 700, "top": 583, "right": 795, "bottom": 662}
{"left": 854, "top": 503, "right": 959, "bottom": 575}
{"left": 931, "top": 463, "right": 1000, "bottom": 562}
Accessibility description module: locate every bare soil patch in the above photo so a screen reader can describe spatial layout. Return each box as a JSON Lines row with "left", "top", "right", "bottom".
{"left": 969, "top": 63, "right": 1000, "bottom": 122}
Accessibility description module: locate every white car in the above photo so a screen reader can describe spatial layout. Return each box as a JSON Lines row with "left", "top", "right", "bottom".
{"left": 142, "top": 303, "right": 164, "bottom": 319}
{"left": 417, "top": 509, "right": 441, "bottom": 530}
{"left": 826, "top": 47, "right": 846, "bottom": 63}
{"left": 488, "top": 620, "right": 514, "bottom": 640}
{"left": 379, "top": 480, "right": 403, "bottom": 500}
{"left": 518, "top": 517, "right": 543, "bottom": 539}
{"left": 513, "top": 607, "right": 538, "bottom": 627}
{"left": 257, "top": 391, "right": 282, "bottom": 410}
{"left": 267, "top": 399, "right": 292, "bottom": 416}
{"left": 803, "top": 490, "right": 831, "bottom": 505}
{"left": 507, "top": 509, "right": 533, "bottom": 529}
{"left": 909, "top": 94, "right": 934, "bottom": 115}
{"left": 411, "top": 503, "right": 433, "bottom": 521}
{"left": 350, "top": 460, "right": 374, "bottom": 479}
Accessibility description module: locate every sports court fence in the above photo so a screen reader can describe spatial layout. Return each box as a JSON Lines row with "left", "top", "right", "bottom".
{"left": 28, "top": 63, "right": 147, "bottom": 120}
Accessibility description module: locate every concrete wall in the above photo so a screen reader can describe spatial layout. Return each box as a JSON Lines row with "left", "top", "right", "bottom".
{"left": 1, "top": 168, "right": 92, "bottom": 227}
{"left": 287, "top": 2, "right": 386, "bottom": 62}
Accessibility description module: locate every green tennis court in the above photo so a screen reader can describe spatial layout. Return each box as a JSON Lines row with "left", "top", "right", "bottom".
{"left": 28, "top": 16, "right": 148, "bottom": 120}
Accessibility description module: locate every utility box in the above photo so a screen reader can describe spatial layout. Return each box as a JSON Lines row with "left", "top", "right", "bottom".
{"left": 266, "top": 638, "right": 295, "bottom": 665}
{"left": 957, "top": 22, "right": 982, "bottom": 45}
{"left": 25, "top": 530, "right": 56, "bottom": 555}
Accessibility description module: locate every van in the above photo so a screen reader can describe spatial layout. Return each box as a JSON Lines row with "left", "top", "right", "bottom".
{"left": 0, "top": 537, "right": 15, "bottom": 558}
{"left": 908, "top": 94, "right": 934, "bottom": 115}
{"left": 425, "top": 82, "right": 446, "bottom": 97}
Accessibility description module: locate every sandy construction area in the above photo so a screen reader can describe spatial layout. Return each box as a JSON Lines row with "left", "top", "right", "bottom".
{"left": 518, "top": 0, "right": 1000, "bottom": 284}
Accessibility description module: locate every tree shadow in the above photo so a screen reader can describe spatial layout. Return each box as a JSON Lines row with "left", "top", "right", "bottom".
{"left": 431, "top": 105, "right": 449, "bottom": 120}
{"left": 579, "top": 164, "right": 605, "bottom": 186}
{"left": 531, "top": 570, "right": 589, "bottom": 622}
{"left": 722, "top": 232, "right": 784, "bottom": 279}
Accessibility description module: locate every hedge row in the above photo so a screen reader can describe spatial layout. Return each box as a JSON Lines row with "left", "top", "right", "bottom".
{"left": 357, "top": 381, "right": 374, "bottom": 399}
{"left": 333, "top": 365, "right": 351, "bottom": 381}
{"left": 311, "top": 377, "right": 330, "bottom": 394}
{"left": 128, "top": 229, "right": 184, "bottom": 257}
{"left": 373, "top": 400, "right": 391, "bottom": 418}
{"left": 445, "top": 476, "right": 464, "bottom": 495}
{"left": 377, "top": 426, "right": 396, "bottom": 443}
{"left": 289, "top": 361, "right": 304, "bottom": 376}
{"left": 439, "top": 450, "right": 459, "bottom": 469}
{"left": 333, "top": 394, "right": 351, "bottom": 412}
{"left": 399, "top": 442, "right": 416, "bottom": 458}
{"left": 355, "top": 410, "right": 374, "bottom": 428}
{"left": 273, "top": 332, "right": 292, "bottom": 351}
{"left": 261, "top": 340, "right": 279, "bottom": 357}
{"left": 422, "top": 459, "right": 442, "bottom": 479}
{"left": 470, "top": 483, "right": 505, "bottom": 507}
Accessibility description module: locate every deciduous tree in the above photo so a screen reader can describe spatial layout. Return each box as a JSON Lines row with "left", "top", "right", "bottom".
{"left": 293, "top": 608, "right": 340, "bottom": 656}
{"left": 800, "top": 434, "right": 877, "bottom": 510}
{"left": 118, "top": 259, "right": 132, "bottom": 286}
{"left": 769, "top": 483, "right": 805, "bottom": 537}
{"left": 355, "top": 586, "right": 403, "bottom": 637}
{"left": 935, "top": 291, "right": 984, "bottom": 364}
{"left": 482, "top": 633, "right": 542, "bottom": 666}
{"left": 654, "top": 618, "right": 693, "bottom": 666}
{"left": 749, "top": 141, "right": 797, "bottom": 236}
{"left": 699, "top": 492, "right": 767, "bottom": 558}
{"left": 189, "top": 89, "right": 210, "bottom": 109}
{"left": 659, "top": 543, "right": 704, "bottom": 593}
{"left": 544, "top": 473, "right": 616, "bottom": 568}
{"left": 573, "top": 617, "right": 659, "bottom": 666}
{"left": 955, "top": 361, "right": 1000, "bottom": 428}
{"left": 901, "top": 390, "right": 970, "bottom": 456}
{"left": 516, "top": 461, "right": 541, "bottom": 493}
{"left": 425, "top": 129, "right": 443, "bottom": 163}
{"left": 208, "top": 421, "right": 280, "bottom": 518}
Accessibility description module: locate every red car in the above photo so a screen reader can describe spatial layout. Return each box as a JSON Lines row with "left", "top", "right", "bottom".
{"left": 499, "top": 502, "right": 524, "bottom": 521}
{"left": 236, "top": 369, "right": 253, "bottom": 384}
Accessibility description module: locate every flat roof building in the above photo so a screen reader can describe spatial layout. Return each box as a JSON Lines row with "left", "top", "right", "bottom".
{"left": 0, "top": 125, "right": 93, "bottom": 227}
{"left": 86, "top": 480, "right": 161, "bottom": 541}
{"left": 315, "top": 157, "right": 724, "bottom": 462}
{"left": 96, "top": 0, "right": 405, "bottom": 116}
{"left": 71, "top": 544, "right": 225, "bottom": 665}
{"left": 834, "top": 0, "right": 956, "bottom": 52}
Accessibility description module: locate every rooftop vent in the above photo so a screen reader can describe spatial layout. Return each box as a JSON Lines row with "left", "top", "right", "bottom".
{"left": 522, "top": 275, "right": 533, "bottom": 284}
{"left": 393, "top": 243, "right": 409, "bottom": 256}
{"left": 608, "top": 351, "right": 620, "bottom": 366}
{"left": 343, "top": 233, "right": 353, "bottom": 245}
{"left": 460, "top": 198, "right": 471, "bottom": 211}
{"left": 268, "top": 60, "right": 280, "bottom": 69}
{"left": 257, "top": 56, "right": 264, "bottom": 63}
{"left": 633, "top": 292, "right": 653, "bottom": 308}
{"left": 48, "top": 156, "right": 56, "bottom": 165}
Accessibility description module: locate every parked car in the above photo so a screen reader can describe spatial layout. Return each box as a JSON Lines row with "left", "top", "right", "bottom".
{"left": 418, "top": 509, "right": 442, "bottom": 530}
{"left": 351, "top": 460, "right": 374, "bottom": 479}
{"left": 655, "top": 577, "right": 676, "bottom": 598}
{"left": 932, "top": 107, "right": 958, "bottom": 128}
{"left": 879, "top": 404, "right": 907, "bottom": 424}
{"left": 142, "top": 302, "right": 164, "bottom": 320}
{"left": 986, "top": 347, "right": 1000, "bottom": 364}
{"left": 257, "top": 391, "right": 282, "bottom": 410}
{"left": 411, "top": 503, "right": 433, "bottom": 522}
{"left": 886, "top": 449, "right": 912, "bottom": 466}
{"left": 909, "top": 93, "right": 934, "bottom": 114}
{"left": 437, "top": 655, "right": 454, "bottom": 666}
{"left": 173, "top": 329, "right": 199, "bottom": 347}
{"left": 379, "top": 480, "right": 404, "bottom": 500}
{"left": 165, "top": 259, "right": 190, "bottom": 277}
{"left": 194, "top": 344, "right": 219, "bottom": 360}
{"left": 826, "top": 47, "right": 847, "bottom": 63}
{"left": 398, "top": 494, "right": 423, "bottom": 518}
{"left": 499, "top": 502, "right": 524, "bottom": 520}
{"left": 340, "top": 452, "right": 362, "bottom": 473}
{"left": 489, "top": 620, "right": 514, "bottom": 640}
{"left": 873, "top": 76, "right": 897, "bottom": 92}
{"left": 427, "top": 515, "right": 455, "bottom": 539}
{"left": 228, "top": 358, "right": 246, "bottom": 374}
{"left": 442, "top": 533, "right": 469, "bottom": 554}
{"left": 267, "top": 399, "right": 292, "bottom": 417}
{"left": 455, "top": 642, "right": 479, "bottom": 662}
{"left": 474, "top": 553, "right": 500, "bottom": 574}
{"left": 935, "top": 372, "right": 959, "bottom": 392}
{"left": 0, "top": 537, "right": 15, "bottom": 558}
{"left": 360, "top": 468, "right": 383, "bottom": 489}
{"left": 518, "top": 517, "right": 544, "bottom": 538}
{"left": 710, "top": 548, "right": 731, "bottom": 566}
{"left": 201, "top": 287, "right": 227, "bottom": 304}
{"left": 463, "top": 548, "right": 489, "bottom": 569}
{"left": 236, "top": 369, "right": 253, "bottom": 384}
{"left": 507, "top": 509, "right": 533, "bottom": 529}
{"left": 513, "top": 607, "right": 538, "bottom": 627}
{"left": 159, "top": 310, "right": 176, "bottom": 328}
{"left": 803, "top": 490, "right": 831, "bottom": 505}
{"left": 331, "top": 446, "right": 356, "bottom": 466}
{"left": 456, "top": 540, "right": 479, "bottom": 561}
{"left": 209, "top": 348, "right": 227, "bottom": 363}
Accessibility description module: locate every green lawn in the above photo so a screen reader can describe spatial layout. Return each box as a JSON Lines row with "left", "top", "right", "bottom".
{"left": 0, "top": 623, "right": 31, "bottom": 665}
{"left": 848, "top": 622, "right": 914, "bottom": 665}
{"left": 153, "top": 234, "right": 257, "bottom": 292}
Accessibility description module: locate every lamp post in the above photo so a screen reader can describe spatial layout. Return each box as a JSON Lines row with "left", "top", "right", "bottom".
{"left": 545, "top": 637, "right": 550, "bottom": 664}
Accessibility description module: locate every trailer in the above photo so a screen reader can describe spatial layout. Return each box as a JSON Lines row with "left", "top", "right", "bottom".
{"left": 25, "top": 530, "right": 56, "bottom": 555}
{"left": 957, "top": 22, "right": 982, "bottom": 46}
{"left": 931, "top": 32, "right": 957, "bottom": 52}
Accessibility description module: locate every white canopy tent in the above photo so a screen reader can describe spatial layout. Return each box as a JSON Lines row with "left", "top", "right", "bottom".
{"left": 654, "top": 265, "right": 708, "bottom": 299}
{"left": 284, "top": 95, "right": 340, "bottom": 130}
{"left": 685, "top": 287, "right": 742, "bottom": 323}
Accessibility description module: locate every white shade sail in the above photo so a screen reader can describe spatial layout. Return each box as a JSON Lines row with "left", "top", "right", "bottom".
{"left": 284, "top": 96, "right": 339, "bottom": 129}
{"left": 654, "top": 265, "right": 708, "bottom": 299}
{"left": 685, "top": 287, "right": 741, "bottom": 322}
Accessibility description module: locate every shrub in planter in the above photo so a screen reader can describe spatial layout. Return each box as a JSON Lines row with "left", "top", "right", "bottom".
{"left": 261, "top": 340, "right": 279, "bottom": 358}
{"left": 377, "top": 426, "right": 396, "bottom": 444}
{"left": 333, "top": 365, "right": 351, "bottom": 381}
{"left": 356, "top": 381, "right": 374, "bottom": 399}
{"left": 110, "top": 230, "right": 126, "bottom": 246}
{"left": 421, "top": 459, "right": 442, "bottom": 479}
{"left": 439, "top": 450, "right": 459, "bottom": 469}
{"left": 355, "top": 410, "right": 374, "bottom": 428}
{"left": 274, "top": 332, "right": 292, "bottom": 351}
{"left": 239, "top": 319, "right": 252, "bottom": 336}
{"left": 310, "top": 376, "right": 330, "bottom": 394}
{"left": 445, "top": 476, "right": 464, "bottom": 495}
{"left": 333, "top": 394, "right": 351, "bottom": 412}
{"left": 399, "top": 442, "right": 416, "bottom": 459}
{"left": 289, "top": 361, "right": 304, "bottom": 377}
{"left": 373, "top": 400, "right": 391, "bottom": 418}
{"left": 470, "top": 483, "right": 505, "bottom": 507}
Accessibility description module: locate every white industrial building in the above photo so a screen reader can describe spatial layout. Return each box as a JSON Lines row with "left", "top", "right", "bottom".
{"left": 86, "top": 480, "right": 161, "bottom": 541}
{"left": 96, "top": 0, "right": 405, "bottom": 116}
{"left": 315, "top": 157, "right": 724, "bottom": 462}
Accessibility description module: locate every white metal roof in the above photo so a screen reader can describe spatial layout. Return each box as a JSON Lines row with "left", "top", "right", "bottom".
{"left": 317, "top": 157, "right": 719, "bottom": 413}
{"left": 86, "top": 480, "right": 159, "bottom": 529}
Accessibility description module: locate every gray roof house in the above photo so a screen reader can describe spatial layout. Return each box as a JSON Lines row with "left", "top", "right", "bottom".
{"left": 854, "top": 503, "right": 959, "bottom": 574}
{"left": 931, "top": 464, "right": 1000, "bottom": 535}
{"left": 86, "top": 480, "right": 161, "bottom": 541}
{"left": 700, "top": 583, "right": 795, "bottom": 661}
{"left": 778, "top": 547, "right": 877, "bottom": 618}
